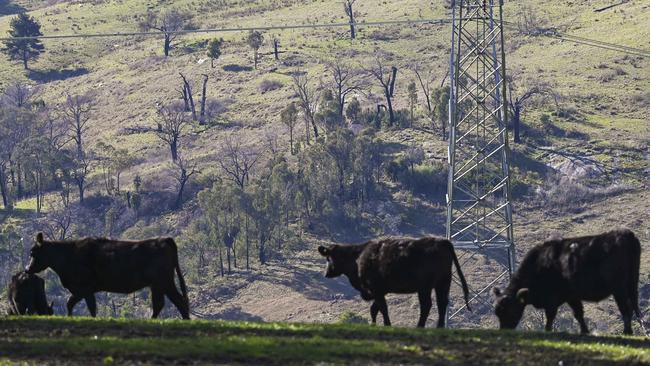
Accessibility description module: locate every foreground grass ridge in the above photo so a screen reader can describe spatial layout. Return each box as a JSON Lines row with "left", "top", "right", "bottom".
{"left": 0, "top": 317, "right": 648, "bottom": 365}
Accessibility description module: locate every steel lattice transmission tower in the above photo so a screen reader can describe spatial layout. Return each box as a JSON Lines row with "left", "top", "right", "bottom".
{"left": 445, "top": 0, "right": 516, "bottom": 326}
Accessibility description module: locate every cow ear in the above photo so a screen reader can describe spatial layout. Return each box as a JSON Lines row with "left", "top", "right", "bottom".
{"left": 516, "top": 288, "right": 529, "bottom": 304}
{"left": 318, "top": 246, "right": 330, "bottom": 256}
{"left": 36, "top": 233, "right": 44, "bottom": 246}
{"left": 492, "top": 287, "right": 502, "bottom": 298}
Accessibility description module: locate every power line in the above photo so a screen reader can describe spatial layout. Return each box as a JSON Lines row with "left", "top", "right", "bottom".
{"left": 501, "top": 20, "right": 650, "bottom": 58}
{"left": 0, "top": 17, "right": 647, "bottom": 58}
{"left": 0, "top": 18, "right": 452, "bottom": 41}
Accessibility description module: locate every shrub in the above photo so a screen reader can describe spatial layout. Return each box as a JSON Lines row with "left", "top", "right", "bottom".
{"left": 535, "top": 179, "right": 632, "bottom": 213}
{"left": 337, "top": 311, "right": 368, "bottom": 325}
{"left": 258, "top": 79, "right": 283, "bottom": 93}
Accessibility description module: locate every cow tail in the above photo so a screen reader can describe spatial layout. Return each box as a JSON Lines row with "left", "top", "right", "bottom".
{"left": 169, "top": 238, "right": 190, "bottom": 316}
{"left": 450, "top": 242, "right": 471, "bottom": 312}
{"left": 628, "top": 231, "right": 642, "bottom": 318}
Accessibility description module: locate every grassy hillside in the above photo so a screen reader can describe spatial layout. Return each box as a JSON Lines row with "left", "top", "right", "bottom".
{"left": 0, "top": 317, "right": 648, "bottom": 365}
{"left": 0, "top": 0, "right": 648, "bottom": 335}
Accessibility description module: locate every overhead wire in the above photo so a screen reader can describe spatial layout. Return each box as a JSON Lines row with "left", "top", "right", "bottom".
{"left": 0, "top": 16, "right": 647, "bottom": 58}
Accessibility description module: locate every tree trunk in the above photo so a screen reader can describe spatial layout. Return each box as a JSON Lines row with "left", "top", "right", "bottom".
{"left": 305, "top": 118, "right": 311, "bottom": 145}
{"left": 17, "top": 164, "right": 23, "bottom": 198}
{"left": 385, "top": 90, "right": 395, "bottom": 126}
{"left": 182, "top": 87, "right": 190, "bottom": 111}
{"left": 164, "top": 35, "right": 171, "bottom": 57}
{"left": 441, "top": 110, "right": 447, "bottom": 141}
{"left": 180, "top": 74, "right": 197, "bottom": 121}
{"left": 171, "top": 138, "right": 178, "bottom": 161}
{"left": 346, "top": 3, "right": 356, "bottom": 39}
{"left": 254, "top": 50, "right": 258, "bottom": 70}
{"left": 200, "top": 75, "right": 208, "bottom": 124}
{"left": 0, "top": 168, "right": 10, "bottom": 210}
{"left": 218, "top": 246, "right": 224, "bottom": 276}
{"left": 513, "top": 104, "right": 521, "bottom": 144}
{"left": 245, "top": 215, "right": 250, "bottom": 270}
{"left": 78, "top": 180, "right": 85, "bottom": 204}
{"left": 175, "top": 179, "right": 186, "bottom": 209}
{"left": 258, "top": 234, "right": 266, "bottom": 265}
{"left": 22, "top": 53, "right": 28, "bottom": 70}
{"left": 389, "top": 67, "right": 398, "bottom": 97}
{"left": 76, "top": 127, "right": 83, "bottom": 159}
{"left": 273, "top": 39, "right": 279, "bottom": 60}
{"left": 310, "top": 116, "right": 319, "bottom": 139}
{"left": 226, "top": 246, "right": 231, "bottom": 274}
{"left": 289, "top": 127, "right": 294, "bottom": 155}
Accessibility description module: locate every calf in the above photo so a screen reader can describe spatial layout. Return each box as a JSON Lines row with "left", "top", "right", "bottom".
{"left": 493, "top": 229, "right": 641, "bottom": 335}
{"left": 318, "top": 237, "right": 470, "bottom": 328}
{"left": 7, "top": 272, "right": 54, "bottom": 316}
{"left": 26, "top": 233, "right": 190, "bottom": 319}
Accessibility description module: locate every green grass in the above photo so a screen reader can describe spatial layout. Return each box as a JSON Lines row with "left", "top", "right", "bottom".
{"left": 0, "top": 317, "right": 648, "bottom": 365}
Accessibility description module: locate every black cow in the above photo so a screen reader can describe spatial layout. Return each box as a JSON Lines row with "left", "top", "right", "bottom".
{"left": 7, "top": 272, "right": 54, "bottom": 316}
{"left": 25, "top": 233, "right": 190, "bottom": 319}
{"left": 493, "top": 229, "right": 641, "bottom": 335}
{"left": 318, "top": 237, "right": 471, "bottom": 328}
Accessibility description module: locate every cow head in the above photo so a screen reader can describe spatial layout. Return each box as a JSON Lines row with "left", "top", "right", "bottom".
{"left": 318, "top": 245, "right": 357, "bottom": 278}
{"left": 25, "top": 233, "right": 50, "bottom": 274}
{"left": 493, "top": 287, "right": 528, "bottom": 329}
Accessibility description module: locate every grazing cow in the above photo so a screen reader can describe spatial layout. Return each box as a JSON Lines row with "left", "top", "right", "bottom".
{"left": 7, "top": 272, "right": 54, "bottom": 316}
{"left": 493, "top": 229, "right": 641, "bottom": 335}
{"left": 25, "top": 233, "right": 190, "bottom": 319}
{"left": 318, "top": 237, "right": 471, "bottom": 328}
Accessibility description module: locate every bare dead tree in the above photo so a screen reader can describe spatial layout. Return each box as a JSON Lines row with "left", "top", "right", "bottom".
{"left": 200, "top": 74, "right": 208, "bottom": 124}
{"left": 343, "top": 0, "right": 357, "bottom": 39}
{"left": 413, "top": 64, "right": 448, "bottom": 137}
{"left": 139, "top": 9, "right": 189, "bottom": 57}
{"left": 172, "top": 154, "right": 198, "bottom": 209}
{"left": 179, "top": 73, "right": 197, "bottom": 121}
{"left": 70, "top": 151, "right": 92, "bottom": 204}
{"left": 1, "top": 81, "right": 39, "bottom": 109}
{"left": 155, "top": 101, "right": 189, "bottom": 161}
{"left": 507, "top": 73, "right": 559, "bottom": 143}
{"left": 328, "top": 61, "right": 365, "bottom": 119}
{"left": 218, "top": 135, "right": 261, "bottom": 189}
{"left": 291, "top": 71, "right": 321, "bottom": 144}
{"left": 365, "top": 57, "right": 397, "bottom": 126}
{"left": 41, "top": 204, "right": 73, "bottom": 240}
{"left": 61, "top": 93, "right": 95, "bottom": 159}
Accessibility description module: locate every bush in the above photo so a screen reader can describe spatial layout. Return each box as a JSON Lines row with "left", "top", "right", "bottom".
{"left": 337, "top": 311, "right": 368, "bottom": 325}
{"left": 535, "top": 179, "right": 632, "bottom": 213}
{"left": 258, "top": 79, "right": 283, "bottom": 93}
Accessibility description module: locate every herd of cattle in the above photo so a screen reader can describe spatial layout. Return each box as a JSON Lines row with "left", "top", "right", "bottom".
{"left": 6, "top": 229, "right": 643, "bottom": 335}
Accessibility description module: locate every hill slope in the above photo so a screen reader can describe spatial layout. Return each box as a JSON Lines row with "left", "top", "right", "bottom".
{"left": 0, "top": 0, "right": 648, "bottom": 334}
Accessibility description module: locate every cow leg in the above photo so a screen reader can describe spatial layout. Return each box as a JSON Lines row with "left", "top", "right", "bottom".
{"left": 374, "top": 295, "right": 390, "bottom": 326}
{"left": 435, "top": 275, "right": 452, "bottom": 328}
{"left": 544, "top": 306, "right": 558, "bottom": 332}
{"left": 370, "top": 301, "right": 379, "bottom": 325}
{"left": 568, "top": 300, "right": 589, "bottom": 335}
{"left": 84, "top": 295, "right": 97, "bottom": 317}
{"left": 416, "top": 289, "right": 433, "bottom": 328}
{"left": 66, "top": 295, "right": 82, "bottom": 316}
{"left": 151, "top": 288, "right": 165, "bottom": 319}
{"left": 164, "top": 284, "right": 190, "bottom": 320}
{"left": 614, "top": 294, "right": 633, "bottom": 335}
